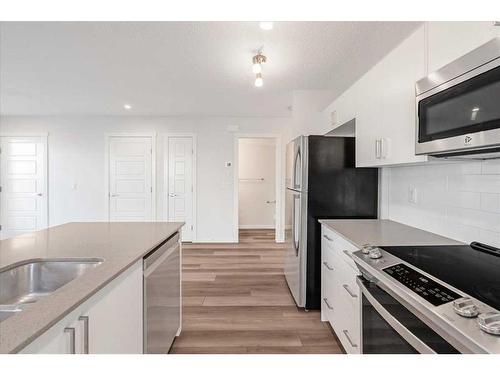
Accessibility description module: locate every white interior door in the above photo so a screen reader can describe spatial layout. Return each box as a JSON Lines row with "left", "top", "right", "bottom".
{"left": 0, "top": 136, "right": 48, "bottom": 240}
{"left": 108, "top": 136, "right": 153, "bottom": 221}
{"left": 167, "top": 137, "right": 194, "bottom": 241}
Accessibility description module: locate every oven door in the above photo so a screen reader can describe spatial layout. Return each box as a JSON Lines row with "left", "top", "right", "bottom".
{"left": 357, "top": 277, "right": 460, "bottom": 354}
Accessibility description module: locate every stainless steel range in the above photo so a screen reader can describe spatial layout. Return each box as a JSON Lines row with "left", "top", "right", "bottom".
{"left": 352, "top": 242, "right": 500, "bottom": 354}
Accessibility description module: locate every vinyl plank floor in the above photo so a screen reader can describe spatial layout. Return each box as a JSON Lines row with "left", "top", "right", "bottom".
{"left": 170, "top": 229, "right": 344, "bottom": 354}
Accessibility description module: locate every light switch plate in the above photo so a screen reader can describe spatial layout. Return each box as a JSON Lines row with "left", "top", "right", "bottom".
{"left": 408, "top": 186, "right": 418, "bottom": 204}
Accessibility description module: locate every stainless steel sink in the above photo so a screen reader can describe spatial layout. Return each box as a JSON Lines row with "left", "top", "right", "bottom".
{"left": 0, "top": 258, "right": 103, "bottom": 322}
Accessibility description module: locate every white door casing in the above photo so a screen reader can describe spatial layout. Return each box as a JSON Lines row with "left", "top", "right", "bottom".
{"left": 0, "top": 136, "right": 48, "bottom": 240}
{"left": 166, "top": 136, "right": 194, "bottom": 241}
{"left": 108, "top": 136, "right": 154, "bottom": 221}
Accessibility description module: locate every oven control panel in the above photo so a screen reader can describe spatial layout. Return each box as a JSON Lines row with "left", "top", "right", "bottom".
{"left": 383, "top": 263, "right": 462, "bottom": 306}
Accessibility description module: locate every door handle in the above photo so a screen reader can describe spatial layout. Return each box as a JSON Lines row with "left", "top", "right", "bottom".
{"left": 343, "top": 284, "right": 358, "bottom": 298}
{"left": 64, "top": 327, "right": 76, "bottom": 354}
{"left": 323, "top": 234, "right": 333, "bottom": 242}
{"left": 79, "top": 315, "right": 89, "bottom": 354}
{"left": 323, "top": 261, "right": 334, "bottom": 271}
{"left": 323, "top": 298, "right": 334, "bottom": 310}
{"left": 342, "top": 250, "right": 352, "bottom": 259}
{"left": 36, "top": 193, "right": 43, "bottom": 197}
{"left": 110, "top": 193, "right": 119, "bottom": 197}
{"left": 169, "top": 193, "right": 178, "bottom": 197}
{"left": 266, "top": 200, "right": 276, "bottom": 204}
{"left": 342, "top": 330, "right": 358, "bottom": 348}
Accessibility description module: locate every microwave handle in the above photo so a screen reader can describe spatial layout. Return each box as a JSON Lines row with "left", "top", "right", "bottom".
{"left": 356, "top": 277, "right": 436, "bottom": 354}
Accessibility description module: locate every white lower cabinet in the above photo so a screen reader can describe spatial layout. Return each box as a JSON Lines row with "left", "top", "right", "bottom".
{"left": 321, "top": 225, "right": 361, "bottom": 354}
{"left": 21, "top": 261, "right": 143, "bottom": 354}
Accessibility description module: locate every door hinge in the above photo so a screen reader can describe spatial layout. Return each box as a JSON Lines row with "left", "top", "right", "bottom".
{"left": 150, "top": 186, "right": 153, "bottom": 193}
{"left": 0, "top": 225, "right": 2, "bottom": 231}
{"left": 0, "top": 186, "right": 2, "bottom": 193}
{"left": 191, "top": 225, "right": 193, "bottom": 230}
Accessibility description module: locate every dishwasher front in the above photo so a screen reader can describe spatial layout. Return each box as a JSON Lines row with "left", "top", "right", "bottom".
{"left": 143, "top": 232, "right": 181, "bottom": 354}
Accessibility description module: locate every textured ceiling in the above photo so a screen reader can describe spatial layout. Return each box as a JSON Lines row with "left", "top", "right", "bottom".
{"left": 0, "top": 21, "right": 421, "bottom": 117}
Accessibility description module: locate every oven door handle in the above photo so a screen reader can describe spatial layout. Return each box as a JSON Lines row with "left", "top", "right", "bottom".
{"left": 356, "top": 277, "right": 437, "bottom": 354}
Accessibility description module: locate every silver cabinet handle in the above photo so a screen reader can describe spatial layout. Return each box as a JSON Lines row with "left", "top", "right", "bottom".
{"left": 79, "top": 315, "right": 89, "bottom": 354}
{"left": 64, "top": 327, "right": 76, "bottom": 354}
{"left": 36, "top": 193, "right": 43, "bottom": 196}
{"left": 342, "top": 250, "right": 352, "bottom": 259}
{"left": 323, "top": 234, "right": 333, "bottom": 242}
{"left": 343, "top": 284, "right": 358, "bottom": 298}
{"left": 323, "top": 261, "right": 334, "bottom": 271}
{"left": 323, "top": 298, "right": 334, "bottom": 310}
{"left": 265, "top": 200, "right": 276, "bottom": 204}
{"left": 343, "top": 330, "right": 358, "bottom": 348}
{"left": 110, "top": 193, "right": 119, "bottom": 197}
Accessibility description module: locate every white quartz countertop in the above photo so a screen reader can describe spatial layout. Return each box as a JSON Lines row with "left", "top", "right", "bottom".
{"left": 319, "top": 219, "right": 463, "bottom": 249}
{"left": 0, "top": 222, "right": 183, "bottom": 354}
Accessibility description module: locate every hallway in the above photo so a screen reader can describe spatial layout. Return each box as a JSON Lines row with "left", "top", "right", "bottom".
{"left": 170, "top": 229, "right": 343, "bottom": 354}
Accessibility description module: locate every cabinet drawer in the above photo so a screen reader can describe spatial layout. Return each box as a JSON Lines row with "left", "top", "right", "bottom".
{"left": 321, "top": 226, "right": 359, "bottom": 271}
{"left": 334, "top": 267, "right": 361, "bottom": 354}
{"left": 321, "top": 274, "right": 338, "bottom": 327}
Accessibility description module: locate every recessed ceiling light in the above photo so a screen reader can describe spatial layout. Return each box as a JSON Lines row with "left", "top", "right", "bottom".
{"left": 123, "top": 104, "right": 132, "bottom": 110}
{"left": 259, "top": 22, "right": 273, "bottom": 31}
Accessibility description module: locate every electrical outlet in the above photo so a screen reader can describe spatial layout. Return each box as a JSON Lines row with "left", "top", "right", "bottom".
{"left": 408, "top": 186, "right": 418, "bottom": 204}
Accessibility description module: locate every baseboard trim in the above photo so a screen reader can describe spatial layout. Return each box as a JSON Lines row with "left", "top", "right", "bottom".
{"left": 238, "top": 225, "right": 276, "bottom": 229}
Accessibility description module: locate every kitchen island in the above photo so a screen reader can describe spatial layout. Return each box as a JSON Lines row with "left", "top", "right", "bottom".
{"left": 0, "top": 222, "right": 183, "bottom": 354}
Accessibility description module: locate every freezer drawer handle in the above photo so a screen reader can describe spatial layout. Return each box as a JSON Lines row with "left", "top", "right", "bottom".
{"left": 323, "top": 261, "right": 334, "bottom": 271}
{"left": 342, "top": 330, "right": 358, "bottom": 348}
{"left": 343, "top": 284, "right": 358, "bottom": 298}
{"left": 323, "top": 298, "right": 334, "bottom": 310}
{"left": 323, "top": 234, "right": 333, "bottom": 242}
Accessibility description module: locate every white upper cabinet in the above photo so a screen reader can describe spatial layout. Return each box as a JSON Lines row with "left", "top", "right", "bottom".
{"left": 427, "top": 22, "right": 500, "bottom": 73}
{"left": 321, "top": 22, "right": 500, "bottom": 168}
{"left": 355, "top": 25, "right": 427, "bottom": 167}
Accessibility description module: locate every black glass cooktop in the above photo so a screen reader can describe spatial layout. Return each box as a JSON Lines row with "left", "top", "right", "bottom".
{"left": 380, "top": 242, "right": 500, "bottom": 311}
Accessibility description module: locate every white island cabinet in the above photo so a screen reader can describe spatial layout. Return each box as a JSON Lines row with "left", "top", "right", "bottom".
{"left": 321, "top": 224, "right": 361, "bottom": 354}
{"left": 21, "top": 261, "right": 143, "bottom": 354}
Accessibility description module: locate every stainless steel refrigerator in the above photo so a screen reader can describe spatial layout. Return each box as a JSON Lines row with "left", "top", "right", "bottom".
{"left": 285, "top": 135, "right": 378, "bottom": 309}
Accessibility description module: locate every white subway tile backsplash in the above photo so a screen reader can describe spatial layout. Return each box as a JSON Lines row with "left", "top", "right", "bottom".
{"left": 479, "top": 229, "right": 500, "bottom": 248}
{"left": 481, "top": 160, "right": 500, "bottom": 175}
{"left": 480, "top": 193, "right": 500, "bottom": 213}
{"left": 448, "top": 174, "right": 500, "bottom": 194}
{"left": 386, "top": 159, "right": 500, "bottom": 248}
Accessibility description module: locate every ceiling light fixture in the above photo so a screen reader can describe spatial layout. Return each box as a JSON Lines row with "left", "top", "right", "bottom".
{"left": 259, "top": 22, "right": 274, "bottom": 31}
{"left": 123, "top": 104, "right": 132, "bottom": 110}
{"left": 252, "top": 51, "right": 267, "bottom": 87}
{"left": 255, "top": 73, "right": 263, "bottom": 87}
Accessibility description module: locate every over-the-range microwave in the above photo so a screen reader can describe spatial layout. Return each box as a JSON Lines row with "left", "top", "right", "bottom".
{"left": 416, "top": 37, "right": 500, "bottom": 159}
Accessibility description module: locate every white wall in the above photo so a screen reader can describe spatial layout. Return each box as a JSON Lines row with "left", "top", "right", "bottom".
{"left": 0, "top": 115, "right": 289, "bottom": 242}
{"left": 238, "top": 138, "right": 276, "bottom": 229}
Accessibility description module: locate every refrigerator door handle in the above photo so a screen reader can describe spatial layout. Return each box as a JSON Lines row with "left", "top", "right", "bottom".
{"left": 292, "top": 193, "right": 301, "bottom": 257}
{"left": 293, "top": 146, "right": 301, "bottom": 190}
